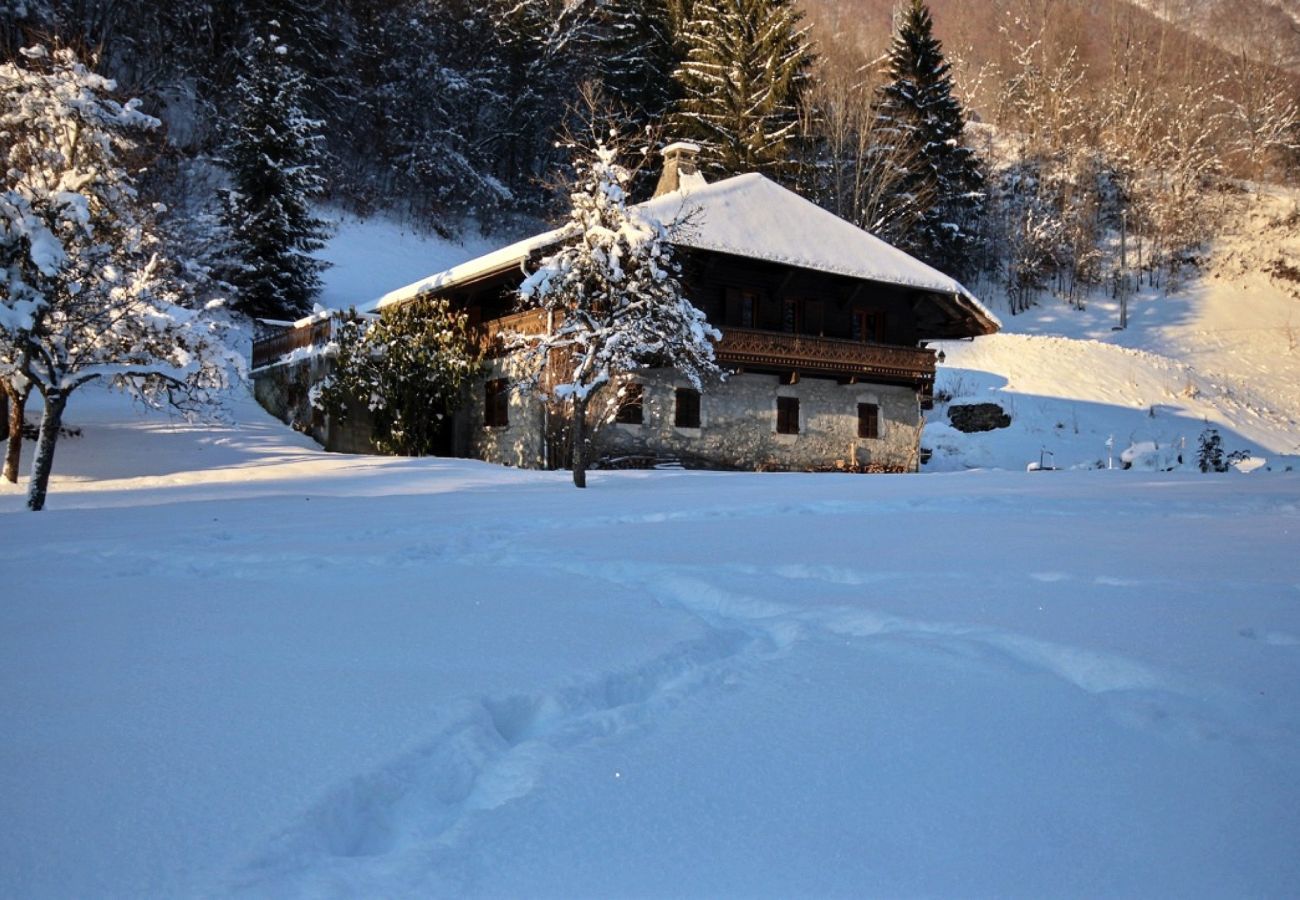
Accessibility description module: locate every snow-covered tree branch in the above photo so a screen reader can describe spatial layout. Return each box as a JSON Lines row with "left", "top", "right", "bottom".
{"left": 514, "top": 136, "right": 720, "bottom": 488}
{"left": 0, "top": 45, "right": 240, "bottom": 510}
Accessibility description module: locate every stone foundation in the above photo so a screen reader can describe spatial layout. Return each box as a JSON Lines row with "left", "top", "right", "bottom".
{"left": 458, "top": 366, "right": 923, "bottom": 472}
{"left": 252, "top": 357, "right": 378, "bottom": 454}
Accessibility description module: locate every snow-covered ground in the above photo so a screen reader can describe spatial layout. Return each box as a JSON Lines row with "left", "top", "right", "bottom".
{"left": 930, "top": 189, "right": 1300, "bottom": 472}
{"left": 315, "top": 213, "right": 502, "bottom": 312}
{"left": 4, "top": 199, "right": 1300, "bottom": 897}
{"left": 4, "top": 388, "right": 1300, "bottom": 897}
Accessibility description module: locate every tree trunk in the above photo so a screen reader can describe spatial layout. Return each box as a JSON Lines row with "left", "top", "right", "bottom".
{"left": 571, "top": 394, "right": 588, "bottom": 489}
{"left": 26, "top": 390, "right": 68, "bottom": 512}
{"left": 3, "top": 382, "right": 28, "bottom": 485}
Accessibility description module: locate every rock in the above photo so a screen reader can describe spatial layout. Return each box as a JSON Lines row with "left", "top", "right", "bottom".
{"left": 949, "top": 402, "right": 1011, "bottom": 433}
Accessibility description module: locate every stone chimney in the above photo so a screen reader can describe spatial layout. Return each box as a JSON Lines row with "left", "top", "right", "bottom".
{"left": 653, "top": 141, "right": 705, "bottom": 197}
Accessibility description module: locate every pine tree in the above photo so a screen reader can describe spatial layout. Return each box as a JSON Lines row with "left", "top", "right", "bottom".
{"left": 220, "top": 24, "right": 329, "bottom": 320}
{"left": 0, "top": 46, "right": 237, "bottom": 510}
{"left": 873, "top": 0, "right": 983, "bottom": 279}
{"left": 515, "top": 136, "right": 720, "bottom": 488}
{"left": 671, "top": 0, "right": 815, "bottom": 181}
{"left": 312, "top": 298, "right": 481, "bottom": 457}
{"left": 589, "top": 0, "right": 680, "bottom": 128}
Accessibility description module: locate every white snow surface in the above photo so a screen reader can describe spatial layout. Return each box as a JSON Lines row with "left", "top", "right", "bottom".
{"left": 4, "top": 387, "right": 1300, "bottom": 898}
{"left": 5, "top": 195, "right": 1300, "bottom": 897}
{"left": 315, "top": 212, "right": 502, "bottom": 313}
{"left": 929, "top": 189, "right": 1300, "bottom": 472}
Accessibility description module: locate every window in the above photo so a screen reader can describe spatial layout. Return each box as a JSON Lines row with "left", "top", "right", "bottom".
{"left": 484, "top": 378, "right": 509, "bottom": 427}
{"left": 675, "top": 387, "right": 701, "bottom": 428}
{"left": 740, "top": 292, "right": 756, "bottom": 328}
{"left": 776, "top": 396, "right": 800, "bottom": 435}
{"left": 782, "top": 299, "right": 799, "bottom": 333}
{"left": 615, "top": 383, "right": 644, "bottom": 425}
{"left": 853, "top": 309, "right": 886, "bottom": 342}
{"left": 858, "top": 402, "right": 880, "bottom": 439}
{"left": 725, "top": 288, "right": 758, "bottom": 328}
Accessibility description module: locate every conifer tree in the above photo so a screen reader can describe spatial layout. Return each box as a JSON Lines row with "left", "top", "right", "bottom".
{"left": 873, "top": 0, "right": 983, "bottom": 279}
{"left": 220, "top": 24, "right": 329, "bottom": 320}
{"left": 589, "top": 0, "right": 681, "bottom": 129}
{"left": 671, "top": 0, "right": 815, "bottom": 181}
{"left": 516, "top": 135, "right": 720, "bottom": 488}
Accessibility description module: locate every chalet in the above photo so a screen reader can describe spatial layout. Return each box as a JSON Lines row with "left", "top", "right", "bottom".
{"left": 252, "top": 143, "right": 999, "bottom": 472}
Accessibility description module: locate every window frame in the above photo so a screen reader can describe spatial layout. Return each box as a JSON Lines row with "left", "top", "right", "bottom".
{"left": 674, "top": 387, "right": 702, "bottom": 429}
{"left": 484, "top": 378, "right": 509, "bottom": 428}
{"left": 857, "top": 402, "right": 880, "bottom": 439}
{"left": 614, "top": 382, "right": 645, "bottom": 425}
{"left": 776, "top": 396, "right": 800, "bottom": 435}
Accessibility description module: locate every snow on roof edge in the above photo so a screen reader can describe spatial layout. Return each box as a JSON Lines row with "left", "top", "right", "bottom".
{"left": 344, "top": 173, "right": 1000, "bottom": 335}
{"left": 357, "top": 225, "right": 571, "bottom": 315}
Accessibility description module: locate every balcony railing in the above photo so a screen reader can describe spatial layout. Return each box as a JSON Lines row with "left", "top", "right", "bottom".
{"left": 478, "top": 308, "right": 551, "bottom": 356}
{"left": 252, "top": 312, "right": 936, "bottom": 402}
{"left": 251, "top": 317, "right": 336, "bottom": 370}
{"left": 715, "top": 326, "right": 936, "bottom": 392}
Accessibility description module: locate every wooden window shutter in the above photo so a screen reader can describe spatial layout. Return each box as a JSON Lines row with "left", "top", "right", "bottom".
{"left": 776, "top": 396, "right": 799, "bottom": 434}
{"left": 858, "top": 402, "right": 879, "bottom": 439}
{"left": 675, "top": 387, "right": 701, "bottom": 428}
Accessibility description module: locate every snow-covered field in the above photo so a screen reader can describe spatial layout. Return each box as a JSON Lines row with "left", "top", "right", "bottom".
{"left": 4, "top": 388, "right": 1300, "bottom": 897}
{"left": 4, "top": 198, "right": 1300, "bottom": 897}
{"left": 315, "top": 213, "right": 501, "bottom": 313}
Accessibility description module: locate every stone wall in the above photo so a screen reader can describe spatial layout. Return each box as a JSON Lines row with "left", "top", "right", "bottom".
{"left": 455, "top": 364, "right": 923, "bottom": 472}
{"left": 460, "top": 357, "right": 550, "bottom": 468}
{"left": 257, "top": 354, "right": 925, "bottom": 472}
{"left": 592, "top": 370, "right": 921, "bottom": 471}
{"left": 252, "top": 356, "right": 377, "bottom": 454}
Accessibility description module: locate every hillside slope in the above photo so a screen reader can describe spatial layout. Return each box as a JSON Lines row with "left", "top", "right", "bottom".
{"left": 928, "top": 188, "right": 1300, "bottom": 471}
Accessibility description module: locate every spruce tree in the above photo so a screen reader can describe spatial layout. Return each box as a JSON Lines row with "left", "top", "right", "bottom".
{"left": 220, "top": 24, "right": 329, "bottom": 320}
{"left": 671, "top": 0, "right": 815, "bottom": 182}
{"left": 873, "top": 0, "right": 983, "bottom": 279}
{"left": 589, "top": 0, "right": 680, "bottom": 128}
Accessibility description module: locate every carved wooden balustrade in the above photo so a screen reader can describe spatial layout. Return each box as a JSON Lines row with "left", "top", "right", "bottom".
{"left": 477, "top": 308, "right": 552, "bottom": 357}
{"left": 715, "top": 327, "right": 936, "bottom": 394}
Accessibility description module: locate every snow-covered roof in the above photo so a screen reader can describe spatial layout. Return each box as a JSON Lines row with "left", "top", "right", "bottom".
{"left": 361, "top": 226, "right": 571, "bottom": 314}
{"left": 361, "top": 172, "right": 999, "bottom": 335}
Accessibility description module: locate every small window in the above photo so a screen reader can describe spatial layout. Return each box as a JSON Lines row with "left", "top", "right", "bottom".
{"left": 484, "top": 378, "right": 509, "bottom": 427}
{"left": 858, "top": 402, "right": 880, "bottom": 439}
{"left": 740, "top": 293, "right": 756, "bottom": 328}
{"left": 675, "top": 387, "right": 701, "bottom": 428}
{"left": 782, "top": 299, "right": 799, "bottom": 333}
{"left": 853, "top": 309, "right": 886, "bottom": 342}
{"left": 615, "top": 383, "right": 644, "bottom": 425}
{"left": 726, "top": 288, "right": 758, "bottom": 328}
{"left": 776, "top": 396, "right": 800, "bottom": 435}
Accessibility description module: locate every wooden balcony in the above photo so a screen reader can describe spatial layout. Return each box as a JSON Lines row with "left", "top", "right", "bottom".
{"left": 251, "top": 317, "right": 336, "bottom": 370}
{"left": 715, "top": 327, "right": 936, "bottom": 394}
{"left": 478, "top": 308, "right": 551, "bottom": 357}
